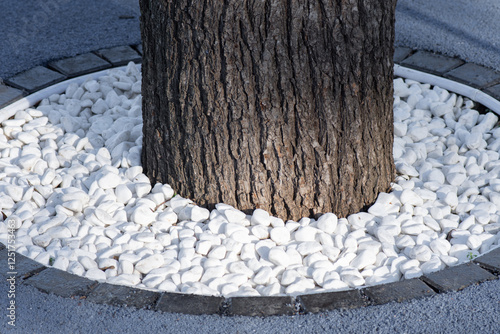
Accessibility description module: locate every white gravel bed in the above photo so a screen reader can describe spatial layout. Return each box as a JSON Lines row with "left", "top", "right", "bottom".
{"left": 0, "top": 62, "right": 499, "bottom": 297}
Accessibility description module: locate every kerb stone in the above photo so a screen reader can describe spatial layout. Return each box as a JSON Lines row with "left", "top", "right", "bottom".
{"left": 24, "top": 268, "right": 97, "bottom": 298}
{"left": 156, "top": 293, "right": 224, "bottom": 315}
{"left": 4, "top": 66, "right": 66, "bottom": 93}
{"left": 298, "top": 289, "right": 367, "bottom": 313}
{"left": 362, "top": 278, "right": 435, "bottom": 305}
{"left": 474, "top": 247, "right": 500, "bottom": 273}
{"left": 0, "top": 249, "right": 46, "bottom": 280}
{"left": 49, "top": 53, "right": 111, "bottom": 77}
{"left": 228, "top": 296, "right": 295, "bottom": 316}
{"left": 401, "top": 51, "right": 464, "bottom": 75}
{"left": 394, "top": 47, "right": 413, "bottom": 63}
{"left": 422, "top": 262, "right": 496, "bottom": 293}
{"left": 444, "top": 63, "right": 500, "bottom": 89}
{"left": 86, "top": 283, "right": 160, "bottom": 309}
{"left": 95, "top": 46, "right": 141, "bottom": 66}
{"left": 0, "top": 84, "right": 23, "bottom": 108}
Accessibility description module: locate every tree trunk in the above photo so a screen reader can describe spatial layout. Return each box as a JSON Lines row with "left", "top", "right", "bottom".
{"left": 139, "top": 0, "right": 396, "bottom": 221}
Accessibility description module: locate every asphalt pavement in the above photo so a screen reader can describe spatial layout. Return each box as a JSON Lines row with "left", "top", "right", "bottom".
{"left": 0, "top": 0, "right": 499, "bottom": 333}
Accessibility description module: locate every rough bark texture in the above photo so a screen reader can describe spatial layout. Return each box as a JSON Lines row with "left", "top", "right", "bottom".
{"left": 140, "top": 0, "right": 396, "bottom": 220}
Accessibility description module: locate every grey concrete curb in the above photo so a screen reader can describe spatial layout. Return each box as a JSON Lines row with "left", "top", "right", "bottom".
{"left": 0, "top": 46, "right": 500, "bottom": 316}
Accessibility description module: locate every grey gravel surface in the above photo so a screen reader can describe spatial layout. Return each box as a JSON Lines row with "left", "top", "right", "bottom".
{"left": 0, "top": 0, "right": 499, "bottom": 333}
{"left": 395, "top": 0, "right": 500, "bottom": 71}
{"left": 0, "top": 277, "right": 499, "bottom": 333}
{"left": 0, "top": 0, "right": 140, "bottom": 80}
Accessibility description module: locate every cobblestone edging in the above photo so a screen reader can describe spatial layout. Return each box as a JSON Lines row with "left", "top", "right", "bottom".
{"left": 0, "top": 46, "right": 499, "bottom": 316}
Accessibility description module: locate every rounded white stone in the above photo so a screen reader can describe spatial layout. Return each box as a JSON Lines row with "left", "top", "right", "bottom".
{"left": 130, "top": 205, "right": 156, "bottom": 226}
{"left": 349, "top": 250, "right": 377, "bottom": 270}
{"left": 251, "top": 209, "right": 271, "bottom": 226}
{"left": 466, "top": 234, "right": 482, "bottom": 250}
{"left": 135, "top": 254, "right": 164, "bottom": 274}
{"left": 409, "top": 245, "right": 432, "bottom": 262}
{"left": 181, "top": 265, "right": 203, "bottom": 284}
{"left": 108, "top": 274, "right": 142, "bottom": 286}
{"left": 375, "top": 225, "right": 400, "bottom": 244}
{"left": 251, "top": 225, "right": 269, "bottom": 239}
{"left": 115, "top": 184, "right": 133, "bottom": 204}
{"left": 200, "top": 266, "right": 225, "bottom": 283}
{"left": 223, "top": 208, "right": 247, "bottom": 223}
{"left": 268, "top": 247, "right": 291, "bottom": 267}
{"left": 269, "top": 226, "right": 290, "bottom": 245}
{"left": 322, "top": 279, "right": 349, "bottom": 291}
{"left": 296, "top": 241, "right": 323, "bottom": 256}
{"left": 423, "top": 169, "right": 445, "bottom": 184}
{"left": 228, "top": 261, "right": 254, "bottom": 278}
{"left": 429, "top": 239, "right": 451, "bottom": 255}
{"left": 285, "top": 278, "right": 315, "bottom": 295}
{"left": 196, "top": 240, "right": 212, "bottom": 255}
{"left": 52, "top": 256, "right": 70, "bottom": 271}
{"left": 46, "top": 226, "right": 72, "bottom": 239}
{"left": 340, "top": 268, "right": 365, "bottom": 287}
{"left": 404, "top": 267, "right": 423, "bottom": 279}
{"left": 97, "top": 172, "right": 121, "bottom": 190}
{"left": 396, "top": 235, "right": 416, "bottom": 249}
{"left": 207, "top": 245, "right": 227, "bottom": 259}
{"left": 399, "top": 189, "right": 424, "bottom": 206}
{"left": 85, "top": 268, "right": 107, "bottom": 282}
{"left": 240, "top": 244, "right": 257, "bottom": 261}
{"left": 280, "top": 270, "right": 302, "bottom": 286}
{"left": 62, "top": 200, "right": 83, "bottom": 213}
{"left": 134, "top": 182, "right": 152, "bottom": 198}
{"left": 293, "top": 226, "right": 318, "bottom": 242}
{"left": 401, "top": 221, "right": 424, "bottom": 235}
{"left": 316, "top": 213, "right": 338, "bottom": 234}
{"left": 420, "top": 257, "right": 445, "bottom": 274}
{"left": 67, "top": 261, "right": 85, "bottom": 276}
{"left": 252, "top": 266, "right": 273, "bottom": 285}
{"left": 32, "top": 234, "right": 52, "bottom": 248}
{"left": 231, "top": 230, "right": 252, "bottom": 244}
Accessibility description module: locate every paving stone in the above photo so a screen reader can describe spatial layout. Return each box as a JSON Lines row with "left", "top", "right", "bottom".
{"left": 156, "top": 293, "right": 224, "bottom": 315}
{"left": 86, "top": 283, "right": 160, "bottom": 309}
{"left": 134, "top": 44, "right": 143, "bottom": 55}
{"left": 228, "top": 296, "right": 295, "bottom": 316}
{"left": 49, "top": 53, "right": 111, "bottom": 77}
{"left": 401, "top": 51, "right": 464, "bottom": 75}
{"left": 484, "top": 84, "right": 500, "bottom": 101}
{"left": 422, "top": 262, "right": 496, "bottom": 293}
{"left": 474, "top": 247, "right": 500, "bottom": 273}
{"left": 95, "top": 46, "right": 142, "bottom": 66}
{"left": 0, "top": 249, "right": 46, "bottom": 280}
{"left": 298, "top": 289, "right": 367, "bottom": 313}
{"left": 394, "top": 46, "right": 413, "bottom": 63}
{"left": 24, "top": 268, "right": 97, "bottom": 298}
{"left": 362, "top": 278, "right": 435, "bottom": 305}
{"left": 4, "top": 66, "right": 66, "bottom": 94}
{"left": 444, "top": 63, "right": 500, "bottom": 89}
{"left": 0, "top": 84, "right": 23, "bottom": 109}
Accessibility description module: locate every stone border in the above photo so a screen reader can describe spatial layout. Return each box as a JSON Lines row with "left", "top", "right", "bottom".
{"left": 0, "top": 46, "right": 500, "bottom": 316}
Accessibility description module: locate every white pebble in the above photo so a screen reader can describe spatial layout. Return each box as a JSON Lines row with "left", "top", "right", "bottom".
{"left": 268, "top": 247, "right": 291, "bottom": 267}
{"left": 316, "top": 213, "right": 338, "bottom": 234}
{"left": 135, "top": 254, "right": 164, "bottom": 274}
{"left": 294, "top": 226, "right": 318, "bottom": 242}
{"left": 251, "top": 209, "right": 271, "bottom": 226}
{"left": 350, "top": 250, "right": 376, "bottom": 270}
{"left": 269, "top": 227, "right": 290, "bottom": 245}
{"left": 85, "top": 268, "right": 107, "bottom": 282}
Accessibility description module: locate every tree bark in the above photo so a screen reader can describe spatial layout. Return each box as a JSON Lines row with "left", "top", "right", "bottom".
{"left": 140, "top": 0, "right": 396, "bottom": 221}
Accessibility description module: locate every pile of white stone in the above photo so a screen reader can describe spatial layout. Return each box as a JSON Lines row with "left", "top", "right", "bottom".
{"left": 0, "top": 62, "right": 499, "bottom": 297}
